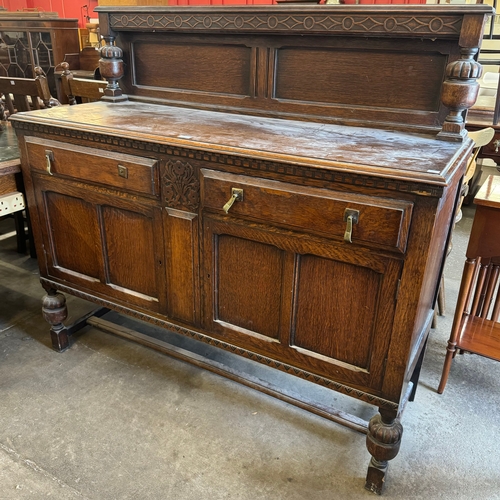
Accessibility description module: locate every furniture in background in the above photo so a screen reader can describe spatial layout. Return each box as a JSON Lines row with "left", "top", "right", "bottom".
{"left": 0, "top": 13, "right": 80, "bottom": 102}
{"left": 0, "top": 66, "right": 58, "bottom": 117}
{"left": 464, "top": 114, "right": 500, "bottom": 203}
{"left": 433, "top": 127, "right": 495, "bottom": 326}
{"left": 0, "top": 122, "right": 33, "bottom": 256}
{"left": 438, "top": 175, "right": 500, "bottom": 394}
{"left": 59, "top": 62, "right": 107, "bottom": 104}
{"left": 59, "top": 46, "right": 102, "bottom": 80}
{"left": 458, "top": 128, "right": 495, "bottom": 221}
{"left": 10, "top": 4, "right": 492, "bottom": 495}
{"left": 471, "top": 39, "right": 500, "bottom": 126}
{"left": 464, "top": 39, "right": 500, "bottom": 203}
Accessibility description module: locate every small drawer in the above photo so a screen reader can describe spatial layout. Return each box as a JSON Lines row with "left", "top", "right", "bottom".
{"left": 201, "top": 170, "right": 413, "bottom": 253}
{"left": 25, "top": 137, "right": 158, "bottom": 197}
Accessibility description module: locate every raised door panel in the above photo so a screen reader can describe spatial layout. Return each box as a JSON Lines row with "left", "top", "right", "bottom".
{"left": 44, "top": 190, "right": 102, "bottom": 283}
{"left": 216, "top": 234, "right": 284, "bottom": 340}
{"left": 34, "top": 178, "right": 166, "bottom": 313}
{"left": 292, "top": 254, "right": 399, "bottom": 377}
{"left": 101, "top": 205, "right": 159, "bottom": 304}
{"left": 202, "top": 215, "right": 402, "bottom": 391}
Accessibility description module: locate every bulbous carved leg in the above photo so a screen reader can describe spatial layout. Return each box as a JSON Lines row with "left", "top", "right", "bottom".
{"left": 365, "top": 408, "right": 403, "bottom": 495}
{"left": 42, "top": 289, "right": 69, "bottom": 352}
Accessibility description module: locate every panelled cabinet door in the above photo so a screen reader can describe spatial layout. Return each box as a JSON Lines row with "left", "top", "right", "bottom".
{"left": 33, "top": 176, "right": 167, "bottom": 313}
{"left": 202, "top": 215, "right": 403, "bottom": 392}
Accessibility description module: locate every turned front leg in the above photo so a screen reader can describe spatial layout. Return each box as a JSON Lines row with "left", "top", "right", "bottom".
{"left": 365, "top": 408, "right": 403, "bottom": 495}
{"left": 42, "top": 289, "right": 69, "bottom": 352}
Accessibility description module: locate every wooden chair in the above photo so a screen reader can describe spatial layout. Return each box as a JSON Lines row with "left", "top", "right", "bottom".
{"left": 60, "top": 62, "right": 107, "bottom": 105}
{"left": 0, "top": 67, "right": 58, "bottom": 117}
{"left": 438, "top": 175, "right": 500, "bottom": 394}
{"left": 459, "top": 128, "right": 495, "bottom": 215}
{"left": 0, "top": 69, "right": 54, "bottom": 256}
{"left": 433, "top": 127, "right": 494, "bottom": 325}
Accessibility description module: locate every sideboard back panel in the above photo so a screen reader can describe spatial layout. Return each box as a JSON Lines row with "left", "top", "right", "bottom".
{"left": 118, "top": 30, "right": 456, "bottom": 130}
{"left": 274, "top": 47, "right": 446, "bottom": 112}
{"left": 132, "top": 40, "right": 253, "bottom": 96}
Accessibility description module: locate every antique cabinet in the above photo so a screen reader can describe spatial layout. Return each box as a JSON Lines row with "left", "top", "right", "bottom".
{"left": 0, "top": 13, "right": 80, "bottom": 99}
{"left": 10, "top": 5, "right": 492, "bottom": 495}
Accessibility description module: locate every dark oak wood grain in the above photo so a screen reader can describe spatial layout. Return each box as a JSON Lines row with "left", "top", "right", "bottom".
{"left": 10, "top": 4, "right": 493, "bottom": 496}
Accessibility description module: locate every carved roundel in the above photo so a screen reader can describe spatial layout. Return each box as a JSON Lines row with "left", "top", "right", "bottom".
{"left": 234, "top": 16, "right": 244, "bottom": 29}
{"left": 342, "top": 17, "right": 355, "bottom": 30}
{"left": 384, "top": 18, "right": 397, "bottom": 32}
{"left": 267, "top": 16, "right": 278, "bottom": 29}
{"left": 429, "top": 17, "right": 444, "bottom": 33}
{"left": 303, "top": 16, "right": 315, "bottom": 30}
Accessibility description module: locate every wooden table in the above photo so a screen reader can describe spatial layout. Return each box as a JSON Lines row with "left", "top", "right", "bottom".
{"left": 466, "top": 175, "right": 500, "bottom": 260}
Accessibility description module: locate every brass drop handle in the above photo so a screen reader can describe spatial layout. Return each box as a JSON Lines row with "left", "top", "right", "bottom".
{"left": 343, "top": 208, "right": 359, "bottom": 243}
{"left": 223, "top": 188, "right": 243, "bottom": 213}
{"left": 494, "top": 139, "right": 500, "bottom": 153}
{"left": 45, "top": 150, "right": 54, "bottom": 176}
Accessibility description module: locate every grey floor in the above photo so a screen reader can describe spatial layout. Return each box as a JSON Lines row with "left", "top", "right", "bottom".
{"left": 0, "top": 202, "right": 499, "bottom": 500}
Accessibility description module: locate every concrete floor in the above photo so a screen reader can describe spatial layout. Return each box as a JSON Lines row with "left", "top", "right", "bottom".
{"left": 0, "top": 203, "right": 499, "bottom": 500}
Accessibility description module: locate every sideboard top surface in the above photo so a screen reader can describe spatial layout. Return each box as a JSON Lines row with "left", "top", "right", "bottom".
{"left": 12, "top": 101, "right": 469, "bottom": 188}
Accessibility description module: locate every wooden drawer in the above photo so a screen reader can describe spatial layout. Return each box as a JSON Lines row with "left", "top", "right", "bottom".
{"left": 201, "top": 170, "right": 413, "bottom": 253}
{"left": 25, "top": 137, "right": 158, "bottom": 197}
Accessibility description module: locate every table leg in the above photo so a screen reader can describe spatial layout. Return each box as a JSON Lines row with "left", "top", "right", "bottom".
{"left": 365, "top": 408, "right": 403, "bottom": 495}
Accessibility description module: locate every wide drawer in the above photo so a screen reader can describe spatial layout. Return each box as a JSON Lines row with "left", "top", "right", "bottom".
{"left": 25, "top": 137, "right": 158, "bottom": 197}
{"left": 201, "top": 170, "right": 413, "bottom": 253}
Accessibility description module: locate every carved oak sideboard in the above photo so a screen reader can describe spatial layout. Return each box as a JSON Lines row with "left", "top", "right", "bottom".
{"left": 10, "top": 5, "right": 492, "bottom": 495}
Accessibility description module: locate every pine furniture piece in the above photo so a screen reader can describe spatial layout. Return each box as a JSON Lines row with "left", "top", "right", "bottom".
{"left": 438, "top": 175, "right": 500, "bottom": 394}
{"left": 10, "top": 4, "right": 492, "bottom": 495}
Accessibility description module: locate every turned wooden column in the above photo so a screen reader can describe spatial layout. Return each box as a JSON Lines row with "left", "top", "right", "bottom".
{"left": 365, "top": 408, "right": 403, "bottom": 495}
{"left": 99, "top": 35, "right": 127, "bottom": 102}
{"left": 437, "top": 257, "right": 477, "bottom": 393}
{"left": 438, "top": 48, "right": 482, "bottom": 142}
{"left": 42, "top": 288, "right": 69, "bottom": 352}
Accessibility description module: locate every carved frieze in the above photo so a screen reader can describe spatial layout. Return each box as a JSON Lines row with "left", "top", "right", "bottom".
{"left": 109, "top": 13, "right": 462, "bottom": 37}
{"left": 162, "top": 159, "right": 200, "bottom": 211}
